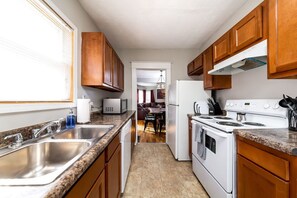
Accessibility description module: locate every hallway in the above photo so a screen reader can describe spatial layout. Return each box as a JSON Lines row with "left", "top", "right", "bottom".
{"left": 123, "top": 143, "right": 209, "bottom": 198}
{"left": 137, "top": 120, "right": 166, "bottom": 143}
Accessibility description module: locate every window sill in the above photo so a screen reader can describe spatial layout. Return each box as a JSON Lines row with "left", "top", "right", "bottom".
{"left": 0, "top": 102, "right": 76, "bottom": 114}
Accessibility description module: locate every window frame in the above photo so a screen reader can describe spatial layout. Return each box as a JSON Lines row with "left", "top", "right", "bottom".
{"left": 0, "top": 0, "right": 77, "bottom": 114}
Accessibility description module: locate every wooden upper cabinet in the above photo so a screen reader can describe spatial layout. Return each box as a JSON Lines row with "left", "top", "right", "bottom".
{"left": 118, "top": 60, "right": 124, "bottom": 91}
{"left": 104, "top": 41, "right": 113, "bottom": 86}
{"left": 81, "top": 32, "right": 124, "bottom": 91}
{"left": 213, "top": 31, "right": 231, "bottom": 63}
{"left": 188, "top": 54, "right": 203, "bottom": 76}
{"left": 231, "top": 6, "right": 263, "bottom": 53}
{"left": 268, "top": 0, "right": 297, "bottom": 78}
{"left": 203, "top": 46, "right": 231, "bottom": 90}
{"left": 112, "top": 52, "right": 119, "bottom": 89}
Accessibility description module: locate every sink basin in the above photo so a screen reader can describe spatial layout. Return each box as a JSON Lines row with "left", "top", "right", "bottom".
{"left": 0, "top": 140, "right": 91, "bottom": 185}
{"left": 53, "top": 125, "right": 113, "bottom": 140}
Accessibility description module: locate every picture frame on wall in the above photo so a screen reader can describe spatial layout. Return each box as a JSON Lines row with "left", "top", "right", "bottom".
{"left": 157, "top": 89, "right": 165, "bottom": 99}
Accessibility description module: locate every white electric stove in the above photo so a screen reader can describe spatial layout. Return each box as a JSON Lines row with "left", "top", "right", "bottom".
{"left": 191, "top": 99, "right": 288, "bottom": 198}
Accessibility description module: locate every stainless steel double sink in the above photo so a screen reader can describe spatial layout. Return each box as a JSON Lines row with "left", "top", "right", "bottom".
{"left": 0, "top": 124, "right": 113, "bottom": 185}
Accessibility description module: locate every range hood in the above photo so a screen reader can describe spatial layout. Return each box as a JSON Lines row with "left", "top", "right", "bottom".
{"left": 208, "top": 40, "right": 267, "bottom": 75}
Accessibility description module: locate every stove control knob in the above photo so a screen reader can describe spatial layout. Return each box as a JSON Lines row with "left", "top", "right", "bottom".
{"left": 273, "top": 103, "right": 280, "bottom": 109}
{"left": 226, "top": 103, "right": 230, "bottom": 107}
{"left": 264, "top": 104, "right": 270, "bottom": 109}
{"left": 230, "top": 103, "right": 234, "bottom": 107}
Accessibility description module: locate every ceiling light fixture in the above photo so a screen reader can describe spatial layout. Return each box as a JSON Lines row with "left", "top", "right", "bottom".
{"left": 157, "top": 70, "right": 165, "bottom": 89}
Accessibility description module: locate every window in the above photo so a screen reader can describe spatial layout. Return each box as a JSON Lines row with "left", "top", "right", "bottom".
{"left": 138, "top": 89, "right": 151, "bottom": 103}
{"left": 145, "top": 91, "right": 151, "bottom": 103}
{"left": 0, "top": 0, "right": 74, "bottom": 102}
{"left": 138, "top": 90, "right": 144, "bottom": 103}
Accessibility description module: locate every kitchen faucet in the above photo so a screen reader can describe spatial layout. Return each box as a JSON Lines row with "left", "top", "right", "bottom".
{"left": 32, "top": 118, "right": 65, "bottom": 138}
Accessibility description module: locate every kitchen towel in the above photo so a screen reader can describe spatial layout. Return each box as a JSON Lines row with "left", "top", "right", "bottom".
{"left": 77, "top": 99, "right": 91, "bottom": 123}
{"left": 193, "top": 123, "right": 206, "bottom": 160}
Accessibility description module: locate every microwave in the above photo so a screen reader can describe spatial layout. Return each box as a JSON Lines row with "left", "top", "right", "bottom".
{"left": 103, "top": 98, "right": 128, "bottom": 114}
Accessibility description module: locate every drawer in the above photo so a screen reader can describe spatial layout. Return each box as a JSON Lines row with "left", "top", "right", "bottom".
{"left": 105, "top": 133, "right": 120, "bottom": 162}
{"left": 237, "top": 139, "right": 289, "bottom": 181}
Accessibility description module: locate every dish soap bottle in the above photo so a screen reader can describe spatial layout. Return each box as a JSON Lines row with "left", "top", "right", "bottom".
{"left": 66, "top": 108, "right": 76, "bottom": 129}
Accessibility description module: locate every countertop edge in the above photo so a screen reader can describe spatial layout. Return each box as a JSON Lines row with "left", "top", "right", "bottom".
{"left": 234, "top": 128, "right": 297, "bottom": 156}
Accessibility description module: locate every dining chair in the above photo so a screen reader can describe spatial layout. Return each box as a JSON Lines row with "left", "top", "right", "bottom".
{"left": 157, "top": 111, "right": 166, "bottom": 134}
{"left": 142, "top": 107, "right": 157, "bottom": 133}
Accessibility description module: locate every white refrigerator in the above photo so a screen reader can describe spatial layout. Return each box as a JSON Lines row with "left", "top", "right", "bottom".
{"left": 167, "top": 80, "right": 211, "bottom": 161}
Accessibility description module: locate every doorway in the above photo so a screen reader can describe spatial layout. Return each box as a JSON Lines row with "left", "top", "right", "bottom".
{"left": 131, "top": 62, "right": 171, "bottom": 144}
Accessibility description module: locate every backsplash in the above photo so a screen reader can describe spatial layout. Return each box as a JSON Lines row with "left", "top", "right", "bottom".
{"left": 0, "top": 121, "right": 65, "bottom": 149}
{"left": 0, "top": 111, "right": 101, "bottom": 149}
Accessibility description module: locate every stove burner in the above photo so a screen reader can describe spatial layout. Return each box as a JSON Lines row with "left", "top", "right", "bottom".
{"left": 214, "top": 116, "right": 233, "bottom": 120}
{"left": 216, "top": 121, "right": 244, "bottom": 127}
{"left": 243, "top": 122, "right": 265, "bottom": 126}
{"left": 199, "top": 116, "right": 212, "bottom": 119}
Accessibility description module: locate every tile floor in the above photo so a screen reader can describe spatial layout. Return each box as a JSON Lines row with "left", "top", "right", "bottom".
{"left": 123, "top": 143, "right": 209, "bottom": 198}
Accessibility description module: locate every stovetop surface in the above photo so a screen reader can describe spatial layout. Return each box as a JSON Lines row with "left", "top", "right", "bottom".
{"left": 192, "top": 99, "right": 288, "bottom": 132}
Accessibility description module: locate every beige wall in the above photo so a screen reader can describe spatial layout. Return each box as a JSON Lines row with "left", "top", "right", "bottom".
{"left": 0, "top": 0, "right": 117, "bottom": 132}
{"left": 197, "top": 0, "right": 297, "bottom": 105}
{"left": 118, "top": 49, "right": 201, "bottom": 109}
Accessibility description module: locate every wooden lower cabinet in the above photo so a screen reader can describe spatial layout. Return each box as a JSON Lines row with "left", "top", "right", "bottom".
{"left": 65, "top": 153, "right": 105, "bottom": 198}
{"left": 237, "top": 155, "right": 289, "bottom": 198}
{"left": 236, "top": 136, "right": 297, "bottom": 198}
{"left": 188, "top": 116, "right": 192, "bottom": 160}
{"left": 131, "top": 113, "right": 136, "bottom": 153}
{"left": 106, "top": 144, "right": 121, "bottom": 198}
{"left": 87, "top": 169, "right": 106, "bottom": 198}
{"left": 66, "top": 131, "right": 123, "bottom": 198}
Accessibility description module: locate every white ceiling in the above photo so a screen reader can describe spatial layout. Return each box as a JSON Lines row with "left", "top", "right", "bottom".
{"left": 79, "top": 0, "right": 248, "bottom": 49}
{"left": 136, "top": 69, "right": 166, "bottom": 84}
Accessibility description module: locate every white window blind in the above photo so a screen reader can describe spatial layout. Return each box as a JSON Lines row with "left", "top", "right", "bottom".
{"left": 0, "top": 0, "right": 73, "bottom": 102}
{"left": 145, "top": 91, "right": 151, "bottom": 103}
{"left": 138, "top": 90, "right": 144, "bottom": 103}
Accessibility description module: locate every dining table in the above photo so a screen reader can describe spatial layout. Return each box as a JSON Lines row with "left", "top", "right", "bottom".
{"left": 148, "top": 107, "right": 166, "bottom": 133}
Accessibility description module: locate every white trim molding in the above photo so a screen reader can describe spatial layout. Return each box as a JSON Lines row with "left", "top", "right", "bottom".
{"left": 131, "top": 61, "right": 171, "bottom": 144}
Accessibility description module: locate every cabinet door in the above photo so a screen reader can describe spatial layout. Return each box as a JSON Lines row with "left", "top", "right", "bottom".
{"left": 237, "top": 155, "right": 289, "bottom": 198}
{"left": 188, "top": 117, "right": 192, "bottom": 160}
{"left": 106, "top": 144, "right": 121, "bottom": 198}
{"left": 213, "top": 31, "right": 231, "bottom": 63}
{"left": 231, "top": 6, "right": 263, "bottom": 53}
{"left": 194, "top": 54, "right": 203, "bottom": 70}
{"left": 203, "top": 46, "right": 231, "bottom": 90}
{"left": 131, "top": 113, "right": 136, "bottom": 152}
{"left": 104, "top": 40, "right": 113, "bottom": 86}
{"left": 203, "top": 46, "right": 214, "bottom": 89}
{"left": 87, "top": 169, "right": 106, "bottom": 198}
{"left": 268, "top": 0, "right": 297, "bottom": 78}
{"left": 112, "top": 52, "right": 119, "bottom": 89}
{"left": 118, "top": 60, "right": 124, "bottom": 91}
{"left": 187, "top": 61, "right": 194, "bottom": 75}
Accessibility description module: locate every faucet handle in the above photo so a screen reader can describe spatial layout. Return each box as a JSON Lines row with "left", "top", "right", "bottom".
{"left": 54, "top": 118, "right": 65, "bottom": 133}
{"left": 4, "top": 133, "right": 23, "bottom": 148}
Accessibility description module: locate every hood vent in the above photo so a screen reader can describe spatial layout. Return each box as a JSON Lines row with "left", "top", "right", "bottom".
{"left": 208, "top": 40, "right": 267, "bottom": 75}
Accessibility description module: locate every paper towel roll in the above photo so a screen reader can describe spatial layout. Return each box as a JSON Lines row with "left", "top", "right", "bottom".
{"left": 77, "top": 99, "right": 91, "bottom": 123}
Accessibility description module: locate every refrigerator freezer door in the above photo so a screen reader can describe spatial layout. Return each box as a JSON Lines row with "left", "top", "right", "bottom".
{"left": 167, "top": 104, "right": 178, "bottom": 159}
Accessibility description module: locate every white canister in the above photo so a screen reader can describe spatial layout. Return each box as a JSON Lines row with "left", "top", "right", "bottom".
{"left": 77, "top": 99, "right": 91, "bottom": 123}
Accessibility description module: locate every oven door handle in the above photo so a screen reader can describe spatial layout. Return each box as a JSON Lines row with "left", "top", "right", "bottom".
{"left": 202, "top": 126, "right": 229, "bottom": 138}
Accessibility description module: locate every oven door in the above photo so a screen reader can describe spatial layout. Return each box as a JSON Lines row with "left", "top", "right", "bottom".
{"left": 192, "top": 121, "right": 233, "bottom": 193}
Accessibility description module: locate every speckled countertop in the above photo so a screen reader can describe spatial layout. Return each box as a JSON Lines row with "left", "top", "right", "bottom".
{"left": 234, "top": 128, "right": 297, "bottom": 156}
{"left": 0, "top": 111, "right": 135, "bottom": 198}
